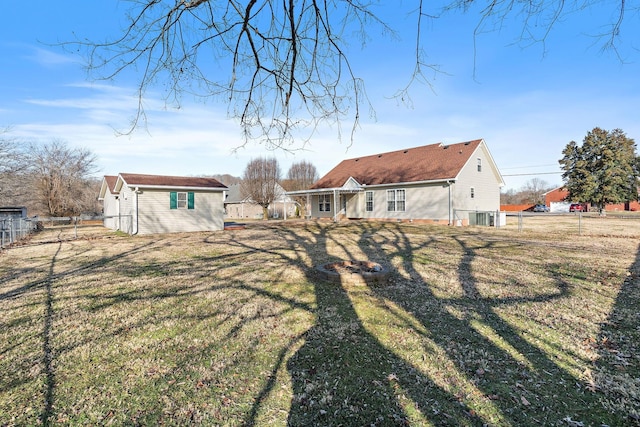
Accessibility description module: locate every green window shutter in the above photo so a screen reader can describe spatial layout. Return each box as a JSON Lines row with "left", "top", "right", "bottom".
{"left": 170, "top": 192, "right": 177, "bottom": 209}
{"left": 187, "top": 192, "right": 195, "bottom": 209}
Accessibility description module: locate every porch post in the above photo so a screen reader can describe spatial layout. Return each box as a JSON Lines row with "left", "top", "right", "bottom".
{"left": 333, "top": 189, "right": 338, "bottom": 222}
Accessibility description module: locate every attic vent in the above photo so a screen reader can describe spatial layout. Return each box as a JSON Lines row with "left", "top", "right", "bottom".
{"left": 378, "top": 155, "right": 382, "bottom": 158}
{"left": 464, "top": 141, "right": 471, "bottom": 145}
{"left": 403, "top": 150, "right": 408, "bottom": 154}
{"left": 355, "top": 159, "right": 359, "bottom": 162}
{"left": 442, "top": 145, "right": 449, "bottom": 149}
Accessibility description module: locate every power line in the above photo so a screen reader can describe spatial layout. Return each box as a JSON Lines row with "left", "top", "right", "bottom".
{"left": 502, "top": 171, "right": 562, "bottom": 177}
{"left": 500, "top": 164, "right": 559, "bottom": 170}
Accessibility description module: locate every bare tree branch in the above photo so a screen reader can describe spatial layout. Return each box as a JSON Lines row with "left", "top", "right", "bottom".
{"left": 65, "top": 1, "right": 635, "bottom": 150}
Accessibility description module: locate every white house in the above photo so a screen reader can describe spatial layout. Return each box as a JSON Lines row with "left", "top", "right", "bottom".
{"left": 288, "top": 139, "right": 504, "bottom": 225}
{"left": 224, "top": 182, "right": 297, "bottom": 219}
{"left": 98, "top": 173, "right": 227, "bottom": 235}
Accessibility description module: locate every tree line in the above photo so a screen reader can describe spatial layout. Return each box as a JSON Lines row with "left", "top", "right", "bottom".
{"left": 0, "top": 131, "right": 101, "bottom": 217}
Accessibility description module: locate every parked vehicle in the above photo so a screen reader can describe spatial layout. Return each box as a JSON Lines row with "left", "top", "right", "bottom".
{"left": 569, "top": 203, "right": 584, "bottom": 212}
{"left": 533, "top": 204, "right": 549, "bottom": 212}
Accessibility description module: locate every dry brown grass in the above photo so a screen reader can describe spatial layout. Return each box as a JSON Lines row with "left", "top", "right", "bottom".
{"left": 1, "top": 218, "right": 639, "bottom": 426}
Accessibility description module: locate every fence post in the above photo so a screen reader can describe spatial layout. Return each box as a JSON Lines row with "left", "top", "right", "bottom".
{"left": 518, "top": 211, "right": 523, "bottom": 232}
{"left": 578, "top": 211, "right": 582, "bottom": 235}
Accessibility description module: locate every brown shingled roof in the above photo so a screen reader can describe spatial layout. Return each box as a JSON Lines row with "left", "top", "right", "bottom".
{"left": 311, "top": 140, "right": 483, "bottom": 189}
{"left": 118, "top": 173, "right": 227, "bottom": 189}
{"left": 104, "top": 175, "right": 118, "bottom": 194}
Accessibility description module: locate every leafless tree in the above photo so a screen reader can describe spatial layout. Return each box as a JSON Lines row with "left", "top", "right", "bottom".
{"left": 29, "top": 140, "right": 99, "bottom": 217}
{"left": 72, "top": 1, "right": 634, "bottom": 149}
{"left": 241, "top": 157, "right": 281, "bottom": 220}
{"left": 520, "top": 178, "right": 552, "bottom": 204}
{"left": 282, "top": 160, "right": 319, "bottom": 217}
{"left": 0, "top": 129, "right": 30, "bottom": 206}
{"left": 500, "top": 178, "right": 554, "bottom": 205}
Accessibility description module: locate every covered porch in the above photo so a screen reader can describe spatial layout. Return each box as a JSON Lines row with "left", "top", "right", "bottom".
{"left": 286, "top": 187, "right": 364, "bottom": 222}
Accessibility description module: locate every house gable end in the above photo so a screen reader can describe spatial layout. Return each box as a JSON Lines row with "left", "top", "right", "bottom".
{"left": 342, "top": 177, "right": 361, "bottom": 189}
{"left": 454, "top": 140, "right": 505, "bottom": 187}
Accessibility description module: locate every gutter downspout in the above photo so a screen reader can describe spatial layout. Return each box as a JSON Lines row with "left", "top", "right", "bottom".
{"left": 446, "top": 180, "right": 454, "bottom": 225}
{"left": 132, "top": 187, "right": 140, "bottom": 235}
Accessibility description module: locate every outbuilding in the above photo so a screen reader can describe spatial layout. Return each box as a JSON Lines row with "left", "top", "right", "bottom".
{"left": 98, "top": 173, "right": 227, "bottom": 235}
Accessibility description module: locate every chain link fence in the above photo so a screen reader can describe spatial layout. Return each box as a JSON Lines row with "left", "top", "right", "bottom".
{"left": 504, "top": 211, "right": 640, "bottom": 237}
{"left": 1, "top": 215, "right": 111, "bottom": 248}
{"left": 0, "top": 217, "right": 40, "bottom": 248}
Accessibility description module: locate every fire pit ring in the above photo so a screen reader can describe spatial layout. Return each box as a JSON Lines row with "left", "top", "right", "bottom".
{"left": 316, "top": 260, "right": 390, "bottom": 286}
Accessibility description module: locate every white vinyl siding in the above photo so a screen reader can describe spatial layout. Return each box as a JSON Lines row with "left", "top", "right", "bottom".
{"left": 102, "top": 192, "right": 120, "bottom": 230}
{"left": 116, "top": 187, "right": 224, "bottom": 235}
{"left": 452, "top": 144, "right": 501, "bottom": 212}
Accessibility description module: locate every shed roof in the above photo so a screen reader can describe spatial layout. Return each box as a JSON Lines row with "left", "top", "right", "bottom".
{"left": 104, "top": 175, "right": 118, "bottom": 194}
{"left": 311, "top": 139, "right": 486, "bottom": 189}
{"left": 116, "top": 173, "right": 227, "bottom": 191}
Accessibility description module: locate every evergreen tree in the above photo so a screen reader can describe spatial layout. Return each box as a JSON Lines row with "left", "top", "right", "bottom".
{"left": 559, "top": 128, "right": 639, "bottom": 211}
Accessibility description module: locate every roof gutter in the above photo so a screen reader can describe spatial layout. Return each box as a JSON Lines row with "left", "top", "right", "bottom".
{"left": 361, "top": 178, "right": 457, "bottom": 189}
{"left": 287, "top": 178, "right": 458, "bottom": 195}
{"left": 286, "top": 187, "right": 361, "bottom": 196}
{"left": 123, "top": 185, "right": 227, "bottom": 192}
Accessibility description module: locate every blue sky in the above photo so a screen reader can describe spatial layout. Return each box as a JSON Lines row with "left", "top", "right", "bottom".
{"left": 2, "top": 1, "right": 639, "bottom": 191}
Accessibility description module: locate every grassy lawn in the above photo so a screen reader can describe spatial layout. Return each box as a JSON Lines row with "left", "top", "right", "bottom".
{"left": 1, "top": 218, "right": 639, "bottom": 426}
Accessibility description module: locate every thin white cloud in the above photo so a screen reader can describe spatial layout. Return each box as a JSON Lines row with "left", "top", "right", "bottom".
{"left": 26, "top": 46, "right": 79, "bottom": 67}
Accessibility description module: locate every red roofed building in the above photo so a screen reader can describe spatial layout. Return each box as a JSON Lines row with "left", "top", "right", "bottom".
{"left": 544, "top": 186, "right": 640, "bottom": 212}
{"left": 98, "top": 173, "right": 227, "bottom": 235}
{"left": 289, "top": 139, "right": 505, "bottom": 225}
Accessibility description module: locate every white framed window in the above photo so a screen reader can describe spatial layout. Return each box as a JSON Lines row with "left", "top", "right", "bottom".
{"left": 470, "top": 187, "right": 475, "bottom": 199}
{"left": 387, "top": 189, "right": 406, "bottom": 212}
{"left": 477, "top": 158, "right": 482, "bottom": 172}
{"left": 365, "top": 191, "right": 374, "bottom": 212}
{"left": 318, "top": 194, "right": 331, "bottom": 212}
{"left": 170, "top": 191, "right": 194, "bottom": 209}
{"left": 177, "top": 192, "right": 187, "bottom": 208}
{"left": 397, "top": 189, "right": 406, "bottom": 211}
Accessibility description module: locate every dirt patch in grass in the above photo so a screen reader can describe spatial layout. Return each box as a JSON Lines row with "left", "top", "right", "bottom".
{"left": 1, "top": 219, "right": 639, "bottom": 426}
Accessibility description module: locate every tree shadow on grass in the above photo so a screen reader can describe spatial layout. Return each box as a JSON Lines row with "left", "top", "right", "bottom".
{"left": 359, "top": 223, "right": 634, "bottom": 425}
{"left": 228, "top": 221, "right": 635, "bottom": 426}
{"left": 592, "top": 242, "right": 640, "bottom": 423}
{"left": 9, "top": 221, "right": 636, "bottom": 425}
{"left": 224, "top": 222, "right": 489, "bottom": 426}
{"left": 1, "top": 238, "right": 170, "bottom": 425}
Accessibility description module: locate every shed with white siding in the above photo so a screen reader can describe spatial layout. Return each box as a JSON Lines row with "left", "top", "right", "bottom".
{"left": 98, "top": 173, "right": 227, "bottom": 235}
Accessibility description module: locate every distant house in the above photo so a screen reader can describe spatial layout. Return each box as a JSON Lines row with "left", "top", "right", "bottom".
{"left": 224, "top": 183, "right": 297, "bottom": 219}
{"left": 98, "top": 173, "right": 227, "bottom": 235}
{"left": 289, "top": 139, "right": 504, "bottom": 225}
